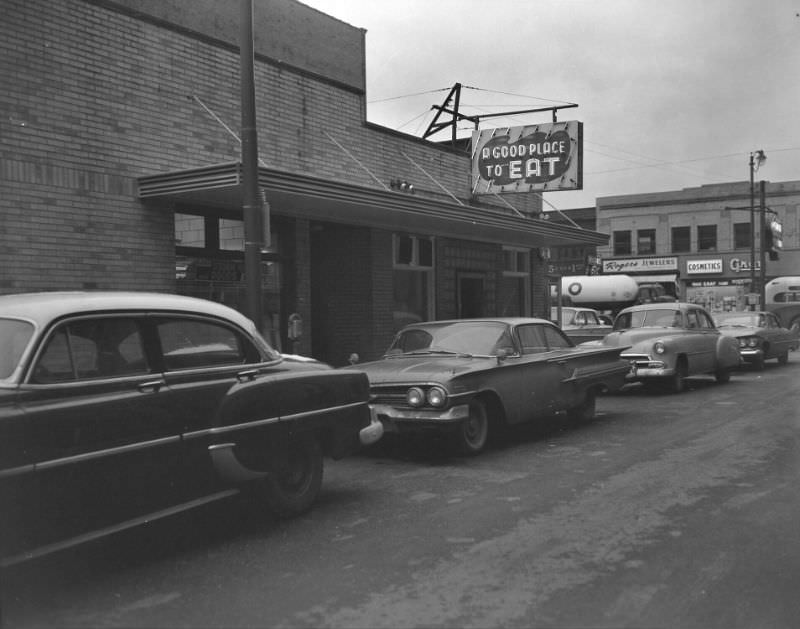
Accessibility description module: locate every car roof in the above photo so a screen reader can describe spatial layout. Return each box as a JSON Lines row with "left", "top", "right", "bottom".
{"left": 0, "top": 291, "right": 256, "bottom": 330}
{"left": 403, "top": 317, "right": 553, "bottom": 327}
{"left": 618, "top": 302, "right": 696, "bottom": 314}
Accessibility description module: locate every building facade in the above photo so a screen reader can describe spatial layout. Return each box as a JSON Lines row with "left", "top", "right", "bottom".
{"left": 596, "top": 180, "right": 800, "bottom": 312}
{"left": 1, "top": 0, "right": 605, "bottom": 365}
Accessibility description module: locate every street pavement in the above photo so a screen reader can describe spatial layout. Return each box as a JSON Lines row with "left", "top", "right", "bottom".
{"left": 3, "top": 353, "right": 799, "bottom": 628}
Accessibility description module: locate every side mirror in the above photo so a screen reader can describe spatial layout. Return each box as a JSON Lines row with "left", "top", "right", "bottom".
{"left": 348, "top": 353, "right": 360, "bottom": 365}
{"left": 496, "top": 348, "right": 512, "bottom": 363}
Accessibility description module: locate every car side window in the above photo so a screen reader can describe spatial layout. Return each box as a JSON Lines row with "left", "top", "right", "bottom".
{"left": 686, "top": 311, "right": 700, "bottom": 329}
{"left": 157, "top": 318, "right": 255, "bottom": 370}
{"left": 697, "top": 311, "right": 714, "bottom": 329}
{"left": 542, "top": 325, "right": 572, "bottom": 349}
{"left": 516, "top": 325, "right": 548, "bottom": 354}
{"left": 32, "top": 317, "right": 149, "bottom": 383}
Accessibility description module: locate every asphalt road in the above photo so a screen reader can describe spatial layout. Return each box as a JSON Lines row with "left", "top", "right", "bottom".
{"left": 3, "top": 354, "right": 799, "bottom": 628}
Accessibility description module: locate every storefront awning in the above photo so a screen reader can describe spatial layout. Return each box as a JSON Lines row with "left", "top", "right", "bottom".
{"left": 137, "top": 162, "right": 609, "bottom": 249}
{"left": 633, "top": 274, "right": 679, "bottom": 284}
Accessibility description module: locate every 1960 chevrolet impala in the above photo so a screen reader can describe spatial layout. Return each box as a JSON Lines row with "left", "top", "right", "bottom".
{"left": 355, "top": 318, "right": 630, "bottom": 455}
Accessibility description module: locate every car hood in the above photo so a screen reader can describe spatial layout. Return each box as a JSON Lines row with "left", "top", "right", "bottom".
{"left": 601, "top": 328, "right": 687, "bottom": 349}
{"left": 354, "top": 354, "right": 495, "bottom": 383}
{"left": 717, "top": 326, "right": 761, "bottom": 338}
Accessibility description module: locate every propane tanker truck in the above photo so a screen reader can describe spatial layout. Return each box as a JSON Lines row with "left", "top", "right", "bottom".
{"left": 553, "top": 274, "right": 677, "bottom": 316}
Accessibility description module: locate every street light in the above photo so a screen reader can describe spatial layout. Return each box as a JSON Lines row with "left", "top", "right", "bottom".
{"left": 749, "top": 149, "right": 766, "bottom": 310}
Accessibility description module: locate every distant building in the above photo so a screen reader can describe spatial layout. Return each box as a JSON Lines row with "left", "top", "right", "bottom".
{"left": 596, "top": 180, "right": 800, "bottom": 311}
{"left": 545, "top": 207, "right": 600, "bottom": 276}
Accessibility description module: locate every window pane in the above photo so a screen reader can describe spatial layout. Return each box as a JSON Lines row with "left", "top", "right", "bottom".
{"left": 396, "top": 235, "right": 413, "bottom": 265}
{"left": 734, "top": 222, "right": 751, "bottom": 249}
{"left": 219, "top": 218, "right": 244, "bottom": 251}
{"left": 637, "top": 229, "right": 656, "bottom": 255}
{"left": 158, "top": 319, "right": 246, "bottom": 370}
{"left": 698, "top": 225, "right": 717, "bottom": 251}
{"left": 672, "top": 226, "right": 690, "bottom": 253}
{"left": 393, "top": 269, "right": 429, "bottom": 330}
{"left": 613, "top": 231, "right": 631, "bottom": 255}
{"left": 175, "top": 213, "right": 206, "bottom": 248}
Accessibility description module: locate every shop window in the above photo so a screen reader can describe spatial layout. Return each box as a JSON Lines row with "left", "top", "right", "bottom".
{"left": 637, "top": 229, "right": 656, "bottom": 255}
{"left": 175, "top": 213, "right": 207, "bottom": 248}
{"left": 671, "top": 226, "right": 690, "bottom": 253}
{"left": 393, "top": 234, "right": 434, "bottom": 331}
{"left": 219, "top": 218, "right": 244, "bottom": 251}
{"left": 734, "top": 222, "right": 751, "bottom": 250}
{"left": 697, "top": 225, "right": 717, "bottom": 251}
{"left": 501, "top": 247, "right": 530, "bottom": 316}
{"left": 613, "top": 230, "right": 632, "bottom": 255}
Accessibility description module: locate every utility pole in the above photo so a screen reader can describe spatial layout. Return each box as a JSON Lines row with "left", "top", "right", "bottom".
{"left": 749, "top": 152, "right": 756, "bottom": 309}
{"left": 240, "top": 0, "right": 263, "bottom": 331}
{"left": 759, "top": 180, "right": 767, "bottom": 309}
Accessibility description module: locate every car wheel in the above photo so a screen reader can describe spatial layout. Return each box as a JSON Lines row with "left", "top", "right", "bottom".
{"left": 715, "top": 368, "right": 731, "bottom": 383}
{"left": 260, "top": 434, "right": 323, "bottom": 517}
{"left": 568, "top": 388, "right": 596, "bottom": 423}
{"left": 669, "top": 361, "right": 687, "bottom": 394}
{"left": 778, "top": 351, "right": 789, "bottom": 365}
{"left": 454, "top": 400, "right": 489, "bottom": 455}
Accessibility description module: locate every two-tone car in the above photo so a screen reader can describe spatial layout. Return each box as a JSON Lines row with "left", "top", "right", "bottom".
{"left": 599, "top": 302, "right": 741, "bottom": 393}
{"left": 0, "top": 291, "right": 382, "bottom": 567}
{"left": 713, "top": 310, "right": 798, "bottom": 369}
{"left": 355, "top": 318, "right": 630, "bottom": 455}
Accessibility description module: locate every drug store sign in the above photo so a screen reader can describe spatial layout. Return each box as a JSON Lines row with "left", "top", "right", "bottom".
{"left": 472, "top": 121, "right": 583, "bottom": 193}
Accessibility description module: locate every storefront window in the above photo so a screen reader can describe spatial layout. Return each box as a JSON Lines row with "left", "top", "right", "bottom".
{"left": 393, "top": 234, "right": 434, "bottom": 331}
{"left": 501, "top": 247, "right": 530, "bottom": 316}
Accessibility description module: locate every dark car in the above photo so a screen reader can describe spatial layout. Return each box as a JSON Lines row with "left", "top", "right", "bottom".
{"left": 356, "top": 318, "right": 630, "bottom": 455}
{"left": 598, "top": 302, "right": 741, "bottom": 393}
{"left": 0, "top": 291, "right": 382, "bottom": 567}
{"left": 714, "top": 310, "right": 798, "bottom": 369}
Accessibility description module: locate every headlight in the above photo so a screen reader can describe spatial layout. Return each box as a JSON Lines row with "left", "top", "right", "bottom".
{"left": 406, "top": 387, "right": 425, "bottom": 407}
{"left": 748, "top": 337, "right": 760, "bottom": 348}
{"left": 653, "top": 341, "right": 666, "bottom": 354}
{"left": 426, "top": 386, "right": 447, "bottom": 407}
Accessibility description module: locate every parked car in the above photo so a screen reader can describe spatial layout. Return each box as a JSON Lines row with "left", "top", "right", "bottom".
{"left": 598, "top": 303, "right": 741, "bottom": 393}
{"left": 713, "top": 310, "right": 798, "bottom": 369}
{"left": 355, "top": 318, "right": 630, "bottom": 455}
{"left": 0, "top": 291, "right": 382, "bottom": 567}
{"left": 551, "top": 306, "right": 613, "bottom": 344}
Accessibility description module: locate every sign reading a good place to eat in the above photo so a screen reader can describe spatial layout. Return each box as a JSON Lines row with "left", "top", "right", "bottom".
{"left": 471, "top": 121, "right": 583, "bottom": 194}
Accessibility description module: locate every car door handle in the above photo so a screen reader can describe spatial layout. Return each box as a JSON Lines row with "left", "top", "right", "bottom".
{"left": 138, "top": 379, "right": 165, "bottom": 393}
{"left": 236, "top": 369, "right": 259, "bottom": 382}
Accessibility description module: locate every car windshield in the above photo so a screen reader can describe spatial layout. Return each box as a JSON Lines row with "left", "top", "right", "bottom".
{"left": 714, "top": 313, "right": 763, "bottom": 328}
{"left": 0, "top": 318, "right": 35, "bottom": 380}
{"left": 613, "top": 308, "right": 681, "bottom": 331}
{"left": 387, "top": 322, "right": 510, "bottom": 356}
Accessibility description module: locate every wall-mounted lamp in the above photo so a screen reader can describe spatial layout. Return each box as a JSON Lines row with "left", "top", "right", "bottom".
{"left": 390, "top": 179, "right": 415, "bottom": 194}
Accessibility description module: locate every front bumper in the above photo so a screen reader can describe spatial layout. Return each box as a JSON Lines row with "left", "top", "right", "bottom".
{"left": 738, "top": 348, "right": 764, "bottom": 363}
{"left": 370, "top": 403, "right": 470, "bottom": 433}
{"left": 359, "top": 410, "right": 385, "bottom": 445}
{"left": 621, "top": 355, "right": 675, "bottom": 380}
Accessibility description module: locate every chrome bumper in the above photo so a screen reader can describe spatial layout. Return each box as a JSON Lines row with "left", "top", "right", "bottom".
{"left": 370, "top": 403, "right": 470, "bottom": 433}
{"left": 359, "top": 410, "right": 385, "bottom": 446}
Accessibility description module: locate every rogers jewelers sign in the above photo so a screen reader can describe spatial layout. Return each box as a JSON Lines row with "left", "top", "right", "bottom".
{"left": 471, "top": 121, "right": 583, "bottom": 194}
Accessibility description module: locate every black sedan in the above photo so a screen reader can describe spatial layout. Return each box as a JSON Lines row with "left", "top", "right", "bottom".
{"left": 356, "top": 318, "right": 630, "bottom": 455}
{"left": 0, "top": 291, "right": 382, "bottom": 567}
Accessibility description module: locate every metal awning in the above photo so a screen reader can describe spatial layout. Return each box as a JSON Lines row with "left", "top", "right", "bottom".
{"left": 137, "top": 162, "right": 609, "bottom": 248}
{"left": 632, "top": 274, "right": 679, "bottom": 284}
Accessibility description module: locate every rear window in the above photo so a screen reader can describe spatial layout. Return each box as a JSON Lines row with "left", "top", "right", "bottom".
{"left": 0, "top": 318, "right": 35, "bottom": 380}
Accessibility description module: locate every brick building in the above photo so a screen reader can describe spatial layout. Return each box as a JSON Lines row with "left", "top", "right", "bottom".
{"left": 596, "top": 180, "right": 800, "bottom": 311}
{"left": 1, "top": 0, "right": 607, "bottom": 365}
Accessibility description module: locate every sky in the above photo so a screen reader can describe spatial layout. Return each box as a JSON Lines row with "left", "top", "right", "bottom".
{"left": 301, "top": 0, "right": 800, "bottom": 210}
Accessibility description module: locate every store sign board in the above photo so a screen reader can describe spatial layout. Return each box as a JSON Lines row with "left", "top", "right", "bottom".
{"left": 686, "top": 259, "right": 723, "bottom": 274}
{"left": 602, "top": 257, "right": 678, "bottom": 273}
{"left": 471, "top": 121, "right": 583, "bottom": 193}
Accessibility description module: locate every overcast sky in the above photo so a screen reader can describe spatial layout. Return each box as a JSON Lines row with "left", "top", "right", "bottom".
{"left": 301, "top": 0, "right": 800, "bottom": 210}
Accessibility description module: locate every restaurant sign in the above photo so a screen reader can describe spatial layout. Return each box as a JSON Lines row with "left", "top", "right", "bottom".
{"left": 471, "top": 121, "right": 583, "bottom": 194}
